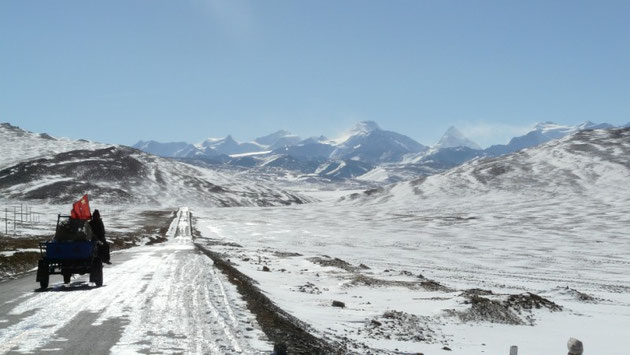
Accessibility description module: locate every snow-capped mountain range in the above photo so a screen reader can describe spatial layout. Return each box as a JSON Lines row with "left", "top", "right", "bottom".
{"left": 134, "top": 121, "right": 428, "bottom": 164}
{"left": 134, "top": 130, "right": 297, "bottom": 158}
{"left": 0, "top": 123, "right": 310, "bottom": 206}
{"left": 133, "top": 120, "right": 627, "bottom": 182}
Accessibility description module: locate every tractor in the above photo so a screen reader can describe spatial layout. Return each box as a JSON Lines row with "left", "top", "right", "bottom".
{"left": 36, "top": 214, "right": 103, "bottom": 289}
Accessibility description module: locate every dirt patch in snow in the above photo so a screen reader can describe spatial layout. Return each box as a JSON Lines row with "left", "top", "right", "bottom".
{"left": 202, "top": 239, "right": 243, "bottom": 248}
{"left": 0, "top": 250, "right": 41, "bottom": 280}
{"left": 295, "top": 282, "right": 323, "bottom": 294}
{"left": 127, "top": 209, "right": 175, "bottom": 246}
{"left": 0, "top": 235, "right": 47, "bottom": 280}
{"left": 363, "top": 311, "right": 440, "bottom": 344}
{"left": 308, "top": 256, "right": 365, "bottom": 272}
{"left": 554, "top": 286, "right": 600, "bottom": 303}
{"left": 345, "top": 274, "right": 454, "bottom": 292}
{"left": 106, "top": 209, "right": 174, "bottom": 250}
{"left": 446, "top": 289, "right": 562, "bottom": 325}
{"left": 274, "top": 251, "right": 303, "bottom": 258}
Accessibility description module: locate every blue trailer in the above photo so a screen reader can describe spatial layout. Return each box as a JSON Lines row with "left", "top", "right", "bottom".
{"left": 36, "top": 215, "right": 103, "bottom": 289}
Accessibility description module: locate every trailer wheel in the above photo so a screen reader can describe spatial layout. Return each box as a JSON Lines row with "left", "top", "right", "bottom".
{"left": 91, "top": 260, "right": 103, "bottom": 287}
{"left": 37, "top": 260, "right": 49, "bottom": 289}
{"left": 63, "top": 273, "right": 72, "bottom": 284}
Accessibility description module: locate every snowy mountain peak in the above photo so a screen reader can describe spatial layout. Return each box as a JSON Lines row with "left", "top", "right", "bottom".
{"left": 1, "top": 122, "right": 29, "bottom": 136}
{"left": 198, "top": 134, "right": 236, "bottom": 147}
{"left": 255, "top": 130, "right": 301, "bottom": 148}
{"left": 333, "top": 121, "right": 381, "bottom": 145}
{"left": 196, "top": 134, "right": 266, "bottom": 155}
{"left": 330, "top": 121, "right": 427, "bottom": 164}
{"left": 223, "top": 134, "right": 236, "bottom": 143}
{"left": 434, "top": 126, "right": 481, "bottom": 150}
{"left": 534, "top": 121, "right": 557, "bottom": 129}
{"left": 354, "top": 121, "right": 380, "bottom": 133}
{"left": 577, "top": 120, "right": 595, "bottom": 129}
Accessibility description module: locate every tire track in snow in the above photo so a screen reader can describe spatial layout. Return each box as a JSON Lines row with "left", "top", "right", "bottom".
{"left": 109, "top": 207, "right": 262, "bottom": 354}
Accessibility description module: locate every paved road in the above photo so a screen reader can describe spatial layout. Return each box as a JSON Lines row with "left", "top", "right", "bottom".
{"left": 0, "top": 208, "right": 268, "bottom": 354}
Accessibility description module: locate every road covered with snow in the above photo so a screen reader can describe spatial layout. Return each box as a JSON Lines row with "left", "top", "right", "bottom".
{"left": 0, "top": 208, "right": 270, "bottom": 354}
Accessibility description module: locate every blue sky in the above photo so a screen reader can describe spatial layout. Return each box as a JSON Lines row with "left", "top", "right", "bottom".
{"left": 1, "top": 1, "right": 629, "bottom": 147}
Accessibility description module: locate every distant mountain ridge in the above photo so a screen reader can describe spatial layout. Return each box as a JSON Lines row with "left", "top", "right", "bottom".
{"left": 4, "top": 120, "right": 625, "bottom": 192}
{"left": 134, "top": 121, "right": 428, "bottom": 164}
{"left": 133, "top": 130, "right": 297, "bottom": 158}
{"left": 133, "top": 120, "right": 625, "bottom": 182}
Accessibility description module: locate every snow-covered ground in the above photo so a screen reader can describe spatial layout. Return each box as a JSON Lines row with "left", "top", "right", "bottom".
{"left": 192, "top": 188, "right": 630, "bottom": 354}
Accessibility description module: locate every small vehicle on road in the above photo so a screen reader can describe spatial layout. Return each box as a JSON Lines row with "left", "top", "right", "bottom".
{"left": 36, "top": 214, "right": 103, "bottom": 289}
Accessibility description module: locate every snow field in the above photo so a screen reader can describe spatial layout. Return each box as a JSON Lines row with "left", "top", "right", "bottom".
{"left": 192, "top": 189, "right": 630, "bottom": 354}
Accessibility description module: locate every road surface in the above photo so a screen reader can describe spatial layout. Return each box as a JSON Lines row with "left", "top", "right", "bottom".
{"left": 0, "top": 208, "right": 269, "bottom": 354}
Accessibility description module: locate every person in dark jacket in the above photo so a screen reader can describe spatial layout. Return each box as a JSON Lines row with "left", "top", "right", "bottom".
{"left": 89, "top": 209, "right": 111, "bottom": 264}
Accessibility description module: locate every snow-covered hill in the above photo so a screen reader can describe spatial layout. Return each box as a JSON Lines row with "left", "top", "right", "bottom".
{"left": 0, "top": 123, "right": 107, "bottom": 169}
{"left": 347, "top": 127, "right": 630, "bottom": 203}
{"left": 391, "top": 121, "right": 623, "bottom": 184}
{"left": 0, "top": 124, "right": 311, "bottom": 206}
{"left": 485, "top": 121, "right": 614, "bottom": 156}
